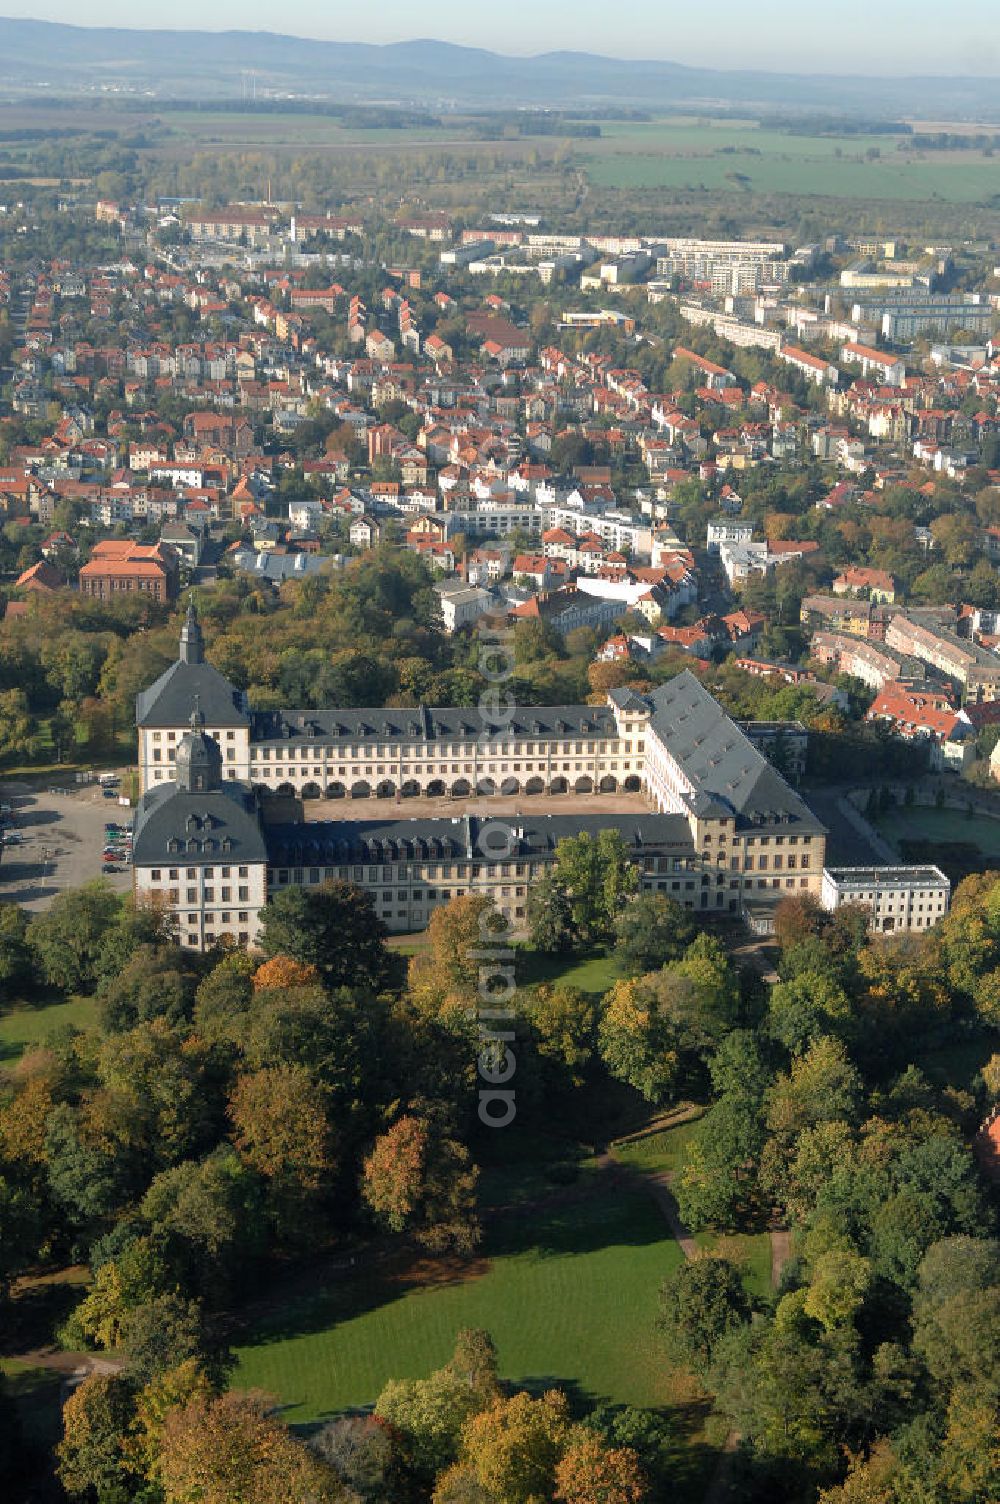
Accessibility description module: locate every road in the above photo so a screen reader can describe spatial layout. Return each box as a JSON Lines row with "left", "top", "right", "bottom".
{"left": 802, "top": 788, "right": 890, "bottom": 866}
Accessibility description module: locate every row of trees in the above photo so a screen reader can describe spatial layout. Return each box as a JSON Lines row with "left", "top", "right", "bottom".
{"left": 56, "top": 1327, "right": 666, "bottom": 1504}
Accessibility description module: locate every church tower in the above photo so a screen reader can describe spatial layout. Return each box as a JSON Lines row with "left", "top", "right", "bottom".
{"left": 179, "top": 601, "right": 205, "bottom": 666}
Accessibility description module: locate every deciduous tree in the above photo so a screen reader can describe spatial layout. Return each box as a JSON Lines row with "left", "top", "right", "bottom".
{"left": 258, "top": 881, "right": 390, "bottom": 993}
{"left": 361, "top": 1114, "right": 480, "bottom": 1254}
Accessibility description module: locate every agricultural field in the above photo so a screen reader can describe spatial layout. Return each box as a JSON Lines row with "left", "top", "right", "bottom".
{"left": 582, "top": 119, "right": 1000, "bottom": 202}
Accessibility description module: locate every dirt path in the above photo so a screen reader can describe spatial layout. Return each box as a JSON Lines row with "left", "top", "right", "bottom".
{"left": 10, "top": 1347, "right": 125, "bottom": 1381}
{"left": 770, "top": 1226, "right": 791, "bottom": 1289}
{"left": 636, "top": 1169, "right": 699, "bottom": 1259}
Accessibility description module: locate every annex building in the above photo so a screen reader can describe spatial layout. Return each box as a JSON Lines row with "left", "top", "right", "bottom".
{"left": 132, "top": 609, "right": 828, "bottom": 948}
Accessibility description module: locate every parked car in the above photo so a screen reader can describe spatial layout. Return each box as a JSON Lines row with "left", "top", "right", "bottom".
{"left": 101, "top": 862, "right": 121, "bottom": 874}
{"left": 102, "top": 789, "right": 118, "bottom": 800}
{"left": 2, "top": 831, "right": 23, "bottom": 845}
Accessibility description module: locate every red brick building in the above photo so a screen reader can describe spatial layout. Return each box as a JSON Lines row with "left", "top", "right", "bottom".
{"left": 79, "top": 540, "right": 179, "bottom": 603}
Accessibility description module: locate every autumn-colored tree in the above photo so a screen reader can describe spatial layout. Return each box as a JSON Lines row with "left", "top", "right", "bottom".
{"left": 56, "top": 1372, "right": 141, "bottom": 1502}
{"left": 129, "top": 1359, "right": 213, "bottom": 1483}
{"left": 773, "top": 891, "right": 826, "bottom": 950}
{"left": 983, "top": 1052, "right": 1000, "bottom": 1098}
{"left": 227, "top": 1065, "right": 329, "bottom": 1189}
{"left": 376, "top": 1328, "right": 499, "bottom": 1477}
{"left": 252, "top": 954, "right": 321, "bottom": 992}
{"left": 408, "top": 893, "right": 503, "bottom": 1004}
{"left": 158, "top": 1392, "right": 347, "bottom": 1504}
{"left": 586, "top": 658, "right": 643, "bottom": 699}
{"left": 456, "top": 1390, "right": 571, "bottom": 1504}
{"left": 816, "top": 1440, "right": 898, "bottom": 1504}
{"left": 361, "top": 1114, "right": 480, "bottom": 1253}
{"left": 0, "top": 1066, "right": 55, "bottom": 1175}
{"left": 228, "top": 1064, "right": 333, "bottom": 1204}
{"left": 598, "top": 979, "right": 680, "bottom": 1105}
{"left": 554, "top": 1433, "right": 648, "bottom": 1503}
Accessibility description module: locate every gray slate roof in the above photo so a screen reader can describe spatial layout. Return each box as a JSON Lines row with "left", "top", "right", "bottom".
{"left": 645, "top": 671, "right": 825, "bottom": 834}
{"left": 136, "top": 660, "right": 250, "bottom": 730}
{"left": 250, "top": 703, "right": 618, "bottom": 747}
{"left": 132, "top": 779, "right": 267, "bottom": 867}
{"left": 265, "top": 811, "right": 694, "bottom": 867}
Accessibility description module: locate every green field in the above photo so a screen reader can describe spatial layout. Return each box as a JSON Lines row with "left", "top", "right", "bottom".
{"left": 158, "top": 112, "right": 482, "bottom": 151}
{"left": 612, "top": 1115, "right": 705, "bottom": 1178}
{"left": 874, "top": 804, "right": 1000, "bottom": 857}
{"left": 0, "top": 995, "right": 99, "bottom": 1062}
{"left": 233, "top": 1192, "right": 685, "bottom": 1424}
{"left": 515, "top": 946, "right": 620, "bottom": 997}
{"left": 612, "top": 1113, "right": 773, "bottom": 1300}
{"left": 583, "top": 120, "right": 1000, "bottom": 202}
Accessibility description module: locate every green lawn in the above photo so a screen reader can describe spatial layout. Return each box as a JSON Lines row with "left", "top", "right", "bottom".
{"left": 477, "top": 1126, "right": 602, "bottom": 1211}
{"left": 611, "top": 1116, "right": 773, "bottom": 1302}
{"left": 874, "top": 805, "right": 1000, "bottom": 857}
{"left": 0, "top": 995, "right": 99, "bottom": 1061}
{"left": 692, "top": 1231, "right": 773, "bottom": 1303}
{"left": 389, "top": 943, "right": 620, "bottom": 999}
{"left": 232, "top": 1192, "right": 685, "bottom": 1425}
{"left": 582, "top": 121, "right": 1000, "bottom": 201}
{"left": 515, "top": 947, "right": 619, "bottom": 997}
{"left": 612, "top": 1114, "right": 705, "bottom": 1179}
{"left": 0, "top": 1360, "right": 63, "bottom": 1450}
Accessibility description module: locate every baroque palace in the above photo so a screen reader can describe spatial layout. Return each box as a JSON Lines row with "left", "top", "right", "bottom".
{"left": 132, "top": 607, "right": 827, "bottom": 949}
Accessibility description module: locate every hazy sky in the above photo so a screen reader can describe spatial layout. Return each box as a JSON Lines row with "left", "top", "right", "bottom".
{"left": 15, "top": 0, "right": 1000, "bottom": 76}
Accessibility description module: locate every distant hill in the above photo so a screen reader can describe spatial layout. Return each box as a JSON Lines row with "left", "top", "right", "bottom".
{"left": 0, "top": 18, "right": 998, "bottom": 118}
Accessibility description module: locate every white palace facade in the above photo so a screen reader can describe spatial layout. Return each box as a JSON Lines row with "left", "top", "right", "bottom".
{"left": 131, "top": 609, "right": 828, "bottom": 947}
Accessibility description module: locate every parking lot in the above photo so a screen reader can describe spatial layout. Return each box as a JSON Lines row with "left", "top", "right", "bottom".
{"left": 0, "top": 776, "right": 134, "bottom": 912}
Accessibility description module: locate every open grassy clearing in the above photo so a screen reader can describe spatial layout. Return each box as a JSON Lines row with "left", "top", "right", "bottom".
{"left": 233, "top": 1191, "right": 686, "bottom": 1424}
{"left": 693, "top": 1230, "right": 773, "bottom": 1301}
{"left": 612, "top": 1114, "right": 705, "bottom": 1178}
{"left": 514, "top": 946, "right": 620, "bottom": 997}
{"left": 589, "top": 122, "right": 898, "bottom": 157}
{"left": 0, "top": 995, "right": 99, "bottom": 1062}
